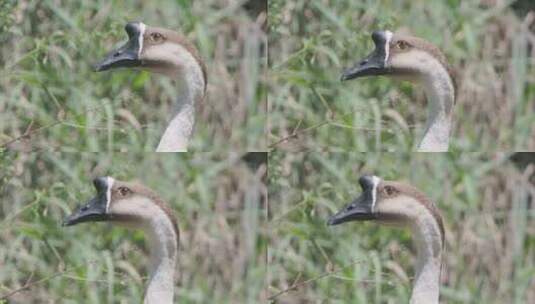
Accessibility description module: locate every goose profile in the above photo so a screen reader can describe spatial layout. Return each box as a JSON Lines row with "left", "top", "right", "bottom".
{"left": 342, "top": 31, "right": 455, "bottom": 152}
{"left": 94, "top": 22, "right": 207, "bottom": 152}
{"left": 327, "top": 175, "right": 444, "bottom": 304}
{"left": 63, "top": 177, "right": 179, "bottom": 304}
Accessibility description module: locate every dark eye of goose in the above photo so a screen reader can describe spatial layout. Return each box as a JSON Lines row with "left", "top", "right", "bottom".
{"left": 150, "top": 32, "right": 164, "bottom": 42}
{"left": 384, "top": 186, "right": 397, "bottom": 196}
{"left": 396, "top": 40, "right": 409, "bottom": 50}
{"left": 118, "top": 187, "right": 131, "bottom": 197}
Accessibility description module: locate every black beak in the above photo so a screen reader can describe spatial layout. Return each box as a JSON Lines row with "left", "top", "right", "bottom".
{"left": 327, "top": 175, "right": 379, "bottom": 225}
{"left": 93, "top": 22, "right": 144, "bottom": 72}
{"left": 63, "top": 177, "right": 111, "bottom": 226}
{"left": 341, "top": 31, "right": 391, "bottom": 81}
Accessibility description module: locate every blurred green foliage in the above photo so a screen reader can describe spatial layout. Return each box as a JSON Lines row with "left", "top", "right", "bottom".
{"left": 0, "top": 0, "right": 16, "bottom": 39}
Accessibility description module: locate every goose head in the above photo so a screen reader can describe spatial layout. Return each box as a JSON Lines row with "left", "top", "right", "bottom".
{"left": 94, "top": 22, "right": 206, "bottom": 87}
{"left": 63, "top": 176, "right": 178, "bottom": 236}
{"left": 341, "top": 30, "right": 453, "bottom": 86}
{"left": 327, "top": 175, "right": 444, "bottom": 242}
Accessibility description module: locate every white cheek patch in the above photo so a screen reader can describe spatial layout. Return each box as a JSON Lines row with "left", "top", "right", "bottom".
{"left": 383, "top": 30, "right": 393, "bottom": 66}
{"left": 106, "top": 176, "right": 115, "bottom": 213}
{"left": 370, "top": 175, "right": 381, "bottom": 211}
{"left": 138, "top": 22, "right": 146, "bottom": 58}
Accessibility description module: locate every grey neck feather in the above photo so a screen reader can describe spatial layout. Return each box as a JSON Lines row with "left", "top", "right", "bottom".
{"left": 417, "top": 64, "right": 454, "bottom": 152}
{"left": 154, "top": 44, "right": 205, "bottom": 152}
{"left": 143, "top": 214, "right": 178, "bottom": 304}
{"left": 409, "top": 213, "right": 442, "bottom": 304}
{"left": 156, "top": 84, "right": 195, "bottom": 152}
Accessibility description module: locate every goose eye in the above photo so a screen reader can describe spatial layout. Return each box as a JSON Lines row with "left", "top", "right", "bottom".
{"left": 396, "top": 41, "right": 409, "bottom": 50}
{"left": 118, "top": 187, "right": 130, "bottom": 197}
{"left": 384, "top": 186, "right": 396, "bottom": 196}
{"left": 150, "top": 32, "right": 164, "bottom": 42}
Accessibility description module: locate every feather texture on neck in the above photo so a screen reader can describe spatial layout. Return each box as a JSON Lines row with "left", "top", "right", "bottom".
{"left": 110, "top": 196, "right": 179, "bottom": 304}
{"left": 145, "top": 42, "right": 206, "bottom": 152}
{"left": 389, "top": 49, "right": 455, "bottom": 152}
{"left": 379, "top": 196, "right": 443, "bottom": 304}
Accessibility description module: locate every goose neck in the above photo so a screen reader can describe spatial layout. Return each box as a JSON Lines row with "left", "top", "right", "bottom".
{"left": 417, "top": 66, "right": 454, "bottom": 152}
{"left": 156, "top": 72, "right": 203, "bottom": 152}
{"left": 409, "top": 215, "right": 442, "bottom": 304}
{"left": 143, "top": 214, "right": 178, "bottom": 304}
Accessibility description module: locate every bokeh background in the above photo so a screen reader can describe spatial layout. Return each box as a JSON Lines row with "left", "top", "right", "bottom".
{"left": 0, "top": 152, "right": 267, "bottom": 303}
{"left": 268, "top": 152, "right": 534, "bottom": 303}
{"left": 0, "top": 0, "right": 267, "bottom": 152}
{"left": 269, "top": 0, "right": 535, "bottom": 151}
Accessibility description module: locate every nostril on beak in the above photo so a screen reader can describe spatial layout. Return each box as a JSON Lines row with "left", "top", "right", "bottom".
{"left": 113, "top": 51, "right": 122, "bottom": 57}
{"left": 360, "top": 59, "right": 368, "bottom": 66}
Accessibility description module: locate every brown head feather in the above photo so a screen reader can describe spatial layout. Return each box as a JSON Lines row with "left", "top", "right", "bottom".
{"left": 390, "top": 33, "right": 457, "bottom": 102}
{"left": 143, "top": 25, "right": 207, "bottom": 93}
{"left": 110, "top": 180, "right": 180, "bottom": 244}
{"left": 378, "top": 180, "right": 445, "bottom": 247}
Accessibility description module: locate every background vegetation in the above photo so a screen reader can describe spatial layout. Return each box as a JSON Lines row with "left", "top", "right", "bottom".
{"left": 268, "top": 152, "right": 534, "bottom": 303}
{"left": 0, "top": 0, "right": 267, "bottom": 152}
{"left": 268, "top": 0, "right": 535, "bottom": 151}
{"left": 0, "top": 152, "right": 267, "bottom": 303}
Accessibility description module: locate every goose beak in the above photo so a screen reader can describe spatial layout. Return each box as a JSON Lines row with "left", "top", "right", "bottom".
{"left": 341, "top": 31, "right": 391, "bottom": 81}
{"left": 327, "top": 175, "right": 379, "bottom": 225}
{"left": 340, "top": 52, "right": 386, "bottom": 81}
{"left": 93, "top": 22, "right": 144, "bottom": 72}
{"left": 327, "top": 193, "right": 376, "bottom": 225}
{"left": 63, "top": 177, "right": 111, "bottom": 226}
